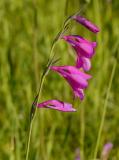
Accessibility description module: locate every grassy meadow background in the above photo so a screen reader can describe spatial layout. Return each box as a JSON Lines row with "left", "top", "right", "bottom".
{"left": 0, "top": 0, "right": 119, "bottom": 159}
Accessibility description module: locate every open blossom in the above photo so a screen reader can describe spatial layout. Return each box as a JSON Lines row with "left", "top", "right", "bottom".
{"left": 37, "top": 99, "right": 76, "bottom": 112}
{"left": 62, "top": 35, "right": 97, "bottom": 58}
{"left": 51, "top": 66, "right": 91, "bottom": 100}
{"left": 72, "top": 15, "right": 100, "bottom": 33}
{"left": 101, "top": 142, "right": 113, "bottom": 160}
{"left": 62, "top": 35, "right": 97, "bottom": 71}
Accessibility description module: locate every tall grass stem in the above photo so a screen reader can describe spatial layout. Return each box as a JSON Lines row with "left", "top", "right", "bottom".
{"left": 80, "top": 103, "right": 85, "bottom": 160}
{"left": 93, "top": 59, "right": 117, "bottom": 159}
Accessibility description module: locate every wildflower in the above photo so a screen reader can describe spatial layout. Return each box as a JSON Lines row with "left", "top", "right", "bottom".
{"left": 101, "top": 142, "right": 113, "bottom": 160}
{"left": 62, "top": 35, "right": 97, "bottom": 71}
{"left": 72, "top": 15, "right": 100, "bottom": 33}
{"left": 51, "top": 66, "right": 91, "bottom": 100}
{"left": 75, "top": 148, "right": 80, "bottom": 160}
{"left": 37, "top": 99, "right": 76, "bottom": 112}
{"left": 62, "top": 35, "right": 97, "bottom": 58}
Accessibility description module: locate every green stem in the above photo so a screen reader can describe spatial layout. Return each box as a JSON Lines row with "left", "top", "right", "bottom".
{"left": 93, "top": 60, "right": 117, "bottom": 159}
{"left": 25, "top": 61, "right": 50, "bottom": 160}
{"left": 80, "top": 103, "right": 85, "bottom": 160}
{"left": 25, "top": 118, "right": 33, "bottom": 160}
{"left": 25, "top": 41, "right": 57, "bottom": 160}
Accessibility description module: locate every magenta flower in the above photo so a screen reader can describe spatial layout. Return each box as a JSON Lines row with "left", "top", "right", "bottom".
{"left": 101, "top": 142, "right": 113, "bottom": 160}
{"left": 62, "top": 35, "right": 97, "bottom": 58}
{"left": 37, "top": 99, "right": 76, "bottom": 112}
{"left": 72, "top": 15, "right": 100, "bottom": 33}
{"left": 51, "top": 66, "right": 91, "bottom": 100}
{"left": 62, "top": 35, "right": 97, "bottom": 71}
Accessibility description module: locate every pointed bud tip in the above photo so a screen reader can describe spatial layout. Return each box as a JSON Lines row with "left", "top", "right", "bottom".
{"left": 72, "top": 15, "right": 100, "bottom": 33}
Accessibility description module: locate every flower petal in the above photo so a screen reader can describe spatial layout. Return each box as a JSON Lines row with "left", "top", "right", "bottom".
{"left": 51, "top": 66, "right": 92, "bottom": 79}
{"left": 77, "top": 42, "right": 94, "bottom": 58}
{"left": 66, "top": 74, "right": 88, "bottom": 89}
{"left": 51, "top": 66, "right": 89, "bottom": 88}
{"left": 51, "top": 66, "right": 91, "bottom": 100}
{"left": 37, "top": 100, "right": 76, "bottom": 112}
{"left": 73, "top": 88, "right": 84, "bottom": 100}
{"left": 62, "top": 35, "right": 96, "bottom": 58}
{"left": 101, "top": 142, "right": 113, "bottom": 160}
{"left": 76, "top": 57, "right": 91, "bottom": 71}
{"left": 72, "top": 15, "right": 100, "bottom": 33}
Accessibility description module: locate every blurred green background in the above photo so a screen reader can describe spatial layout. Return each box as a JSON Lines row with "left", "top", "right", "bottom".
{"left": 0, "top": 0, "right": 119, "bottom": 159}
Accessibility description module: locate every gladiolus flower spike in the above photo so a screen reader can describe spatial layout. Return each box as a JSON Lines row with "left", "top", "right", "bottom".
{"left": 51, "top": 66, "right": 92, "bottom": 100}
{"left": 26, "top": 14, "right": 100, "bottom": 160}
{"left": 35, "top": 15, "right": 99, "bottom": 112}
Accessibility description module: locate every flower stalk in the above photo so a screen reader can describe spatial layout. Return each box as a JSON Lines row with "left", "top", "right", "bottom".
{"left": 25, "top": 67, "right": 49, "bottom": 160}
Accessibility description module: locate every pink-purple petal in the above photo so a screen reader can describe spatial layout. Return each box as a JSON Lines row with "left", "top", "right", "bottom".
{"left": 62, "top": 35, "right": 97, "bottom": 58}
{"left": 73, "top": 88, "right": 84, "bottom": 100}
{"left": 67, "top": 74, "right": 88, "bottom": 89}
{"left": 51, "top": 66, "right": 90, "bottom": 88}
{"left": 37, "top": 100, "right": 76, "bottom": 112}
{"left": 82, "top": 57, "right": 91, "bottom": 71}
{"left": 72, "top": 15, "right": 100, "bottom": 33}
{"left": 51, "top": 66, "right": 91, "bottom": 100}
{"left": 51, "top": 66, "right": 92, "bottom": 79}
{"left": 101, "top": 142, "right": 113, "bottom": 159}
